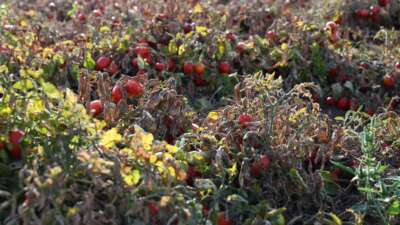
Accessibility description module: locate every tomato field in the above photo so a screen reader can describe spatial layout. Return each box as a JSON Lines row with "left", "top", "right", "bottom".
{"left": 0, "top": 0, "right": 400, "bottom": 224}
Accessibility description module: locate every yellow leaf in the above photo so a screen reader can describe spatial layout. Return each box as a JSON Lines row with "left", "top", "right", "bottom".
{"left": 196, "top": 26, "right": 209, "bottom": 36}
{"left": 163, "top": 152, "right": 173, "bottom": 160}
{"left": 19, "top": 20, "right": 28, "bottom": 27}
{"left": 193, "top": 3, "right": 203, "bottom": 14}
{"left": 166, "top": 144, "right": 178, "bottom": 153}
{"left": 218, "top": 41, "right": 225, "bottom": 57}
{"left": 141, "top": 133, "right": 153, "bottom": 151}
{"left": 281, "top": 43, "right": 289, "bottom": 51}
{"left": 168, "top": 41, "right": 178, "bottom": 55}
{"left": 27, "top": 99, "right": 45, "bottom": 115}
{"left": 178, "top": 44, "right": 186, "bottom": 56}
{"left": 167, "top": 166, "right": 176, "bottom": 178}
{"left": 160, "top": 196, "right": 172, "bottom": 207}
{"left": 53, "top": 54, "right": 65, "bottom": 65}
{"left": 100, "top": 128, "right": 122, "bottom": 149}
{"left": 49, "top": 166, "right": 62, "bottom": 177}
{"left": 329, "top": 213, "right": 342, "bottom": 225}
{"left": 155, "top": 161, "right": 165, "bottom": 173}
{"left": 0, "top": 65, "right": 9, "bottom": 74}
{"left": 100, "top": 26, "right": 111, "bottom": 33}
{"left": 149, "top": 154, "right": 158, "bottom": 164}
{"left": 123, "top": 169, "right": 141, "bottom": 186}
{"left": 207, "top": 111, "right": 219, "bottom": 122}
{"left": 27, "top": 68, "right": 43, "bottom": 79}
{"left": 42, "top": 47, "right": 54, "bottom": 58}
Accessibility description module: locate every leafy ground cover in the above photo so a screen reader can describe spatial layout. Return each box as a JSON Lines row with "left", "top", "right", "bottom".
{"left": 0, "top": 0, "right": 400, "bottom": 224}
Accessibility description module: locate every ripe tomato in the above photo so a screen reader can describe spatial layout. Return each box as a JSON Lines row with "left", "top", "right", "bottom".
{"left": 219, "top": 62, "right": 231, "bottom": 74}
{"left": 96, "top": 56, "right": 112, "bottom": 70}
{"left": 148, "top": 201, "right": 159, "bottom": 217}
{"left": 370, "top": 5, "right": 381, "bottom": 15}
{"left": 183, "top": 22, "right": 192, "bottom": 33}
{"left": 235, "top": 43, "right": 246, "bottom": 54}
{"left": 325, "top": 96, "right": 336, "bottom": 106}
{"left": 336, "top": 97, "right": 349, "bottom": 110}
{"left": 124, "top": 79, "right": 144, "bottom": 97}
{"left": 9, "top": 130, "right": 24, "bottom": 146}
{"left": 194, "top": 74, "right": 207, "bottom": 87}
{"left": 183, "top": 62, "right": 194, "bottom": 75}
{"left": 250, "top": 161, "right": 261, "bottom": 177}
{"left": 238, "top": 114, "right": 252, "bottom": 126}
{"left": 355, "top": 9, "right": 369, "bottom": 18}
{"left": 135, "top": 46, "right": 150, "bottom": 58}
{"left": 260, "top": 154, "right": 270, "bottom": 169}
{"left": 364, "top": 106, "right": 375, "bottom": 116}
{"left": 10, "top": 145, "right": 22, "bottom": 159}
{"left": 131, "top": 58, "right": 139, "bottom": 69}
{"left": 217, "top": 212, "right": 232, "bottom": 225}
{"left": 104, "top": 61, "right": 119, "bottom": 76}
{"left": 89, "top": 100, "right": 103, "bottom": 116}
{"left": 328, "top": 67, "right": 338, "bottom": 78}
{"left": 167, "top": 59, "right": 176, "bottom": 72}
{"left": 194, "top": 63, "right": 205, "bottom": 76}
{"left": 112, "top": 85, "right": 123, "bottom": 103}
{"left": 378, "top": 0, "right": 390, "bottom": 7}
{"left": 383, "top": 74, "right": 396, "bottom": 88}
{"left": 155, "top": 62, "right": 165, "bottom": 72}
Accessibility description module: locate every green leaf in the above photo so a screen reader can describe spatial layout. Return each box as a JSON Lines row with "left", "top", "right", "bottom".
{"left": 67, "top": 2, "right": 78, "bottom": 18}
{"left": 226, "top": 194, "right": 248, "bottom": 204}
{"left": 83, "top": 52, "right": 95, "bottom": 70}
{"left": 13, "top": 79, "right": 33, "bottom": 91}
{"left": 387, "top": 200, "right": 400, "bottom": 216}
{"left": 41, "top": 81, "right": 62, "bottom": 99}
{"left": 137, "top": 56, "right": 147, "bottom": 69}
{"left": 330, "top": 160, "right": 355, "bottom": 175}
{"left": 194, "top": 179, "right": 216, "bottom": 191}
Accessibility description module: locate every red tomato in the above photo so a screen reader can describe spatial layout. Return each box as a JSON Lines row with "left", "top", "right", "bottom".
{"left": 336, "top": 97, "right": 349, "bottom": 110}
{"left": 96, "top": 56, "right": 112, "bottom": 70}
{"left": 135, "top": 46, "right": 150, "bottom": 58}
{"left": 183, "top": 62, "right": 194, "bottom": 75}
{"left": 167, "top": 59, "right": 176, "bottom": 72}
{"left": 355, "top": 9, "right": 370, "bottom": 18}
{"left": 325, "top": 96, "right": 336, "bottom": 106}
{"left": 219, "top": 62, "right": 231, "bottom": 74}
{"left": 112, "top": 85, "right": 123, "bottom": 103}
{"left": 10, "top": 145, "right": 22, "bottom": 159}
{"left": 155, "top": 62, "right": 165, "bottom": 72}
{"left": 217, "top": 212, "right": 232, "bottom": 225}
{"left": 250, "top": 161, "right": 261, "bottom": 177}
{"left": 238, "top": 114, "right": 252, "bottom": 126}
{"left": 124, "top": 80, "right": 144, "bottom": 97}
{"left": 260, "top": 154, "right": 270, "bottom": 169}
{"left": 194, "top": 63, "right": 205, "bottom": 76}
{"left": 89, "top": 100, "right": 103, "bottom": 116}
{"left": 194, "top": 74, "right": 207, "bottom": 87}
{"left": 9, "top": 130, "right": 24, "bottom": 146}
{"left": 370, "top": 5, "right": 381, "bottom": 15}
{"left": 383, "top": 74, "right": 396, "bottom": 88}
{"left": 148, "top": 201, "right": 159, "bottom": 217}
{"left": 104, "top": 61, "right": 119, "bottom": 76}
{"left": 131, "top": 58, "right": 139, "bottom": 69}
{"left": 379, "top": 0, "right": 390, "bottom": 7}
